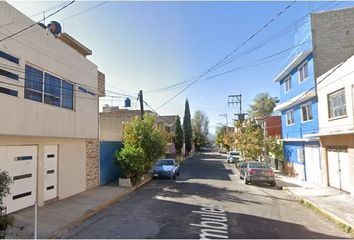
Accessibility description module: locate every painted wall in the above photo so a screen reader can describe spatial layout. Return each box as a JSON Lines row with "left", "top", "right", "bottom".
{"left": 0, "top": 2, "right": 98, "bottom": 139}
{"left": 317, "top": 55, "right": 354, "bottom": 134}
{"left": 100, "top": 141, "right": 123, "bottom": 185}
{"left": 281, "top": 98, "right": 319, "bottom": 139}
{"left": 99, "top": 111, "right": 141, "bottom": 141}
{"left": 279, "top": 55, "right": 315, "bottom": 103}
{"left": 0, "top": 136, "right": 87, "bottom": 206}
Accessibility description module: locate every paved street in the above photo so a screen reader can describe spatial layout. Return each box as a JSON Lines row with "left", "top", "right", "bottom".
{"left": 62, "top": 152, "right": 350, "bottom": 239}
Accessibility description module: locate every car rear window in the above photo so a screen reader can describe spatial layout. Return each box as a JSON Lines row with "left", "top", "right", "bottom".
{"left": 249, "top": 162, "right": 271, "bottom": 169}
{"left": 156, "top": 160, "right": 175, "bottom": 166}
{"left": 230, "top": 152, "right": 240, "bottom": 156}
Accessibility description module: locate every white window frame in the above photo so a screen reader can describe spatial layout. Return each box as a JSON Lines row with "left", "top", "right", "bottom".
{"left": 301, "top": 102, "right": 313, "bottom": 122}
{"left": 328, "top": 88, "right": 347, "bottom": 119}
{"left": 298, "top": 61, "right": 309, "bottom": 83}
{"left": 286, "top": 109, "right": 294, "bottom": 126}
{"left": 284, "top": 76, "right": 292, "bottom": 93}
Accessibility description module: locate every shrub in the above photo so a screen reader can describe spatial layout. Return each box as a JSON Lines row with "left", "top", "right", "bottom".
{"left": 115, "top": 144, "right": 145, "bottom": 185}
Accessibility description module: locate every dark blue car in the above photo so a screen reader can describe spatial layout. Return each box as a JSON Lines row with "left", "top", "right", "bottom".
{"left": 152, "top": 159, "right": 180, "bottom": 179}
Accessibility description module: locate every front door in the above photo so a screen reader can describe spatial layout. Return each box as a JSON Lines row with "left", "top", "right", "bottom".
{"left": 43, "top": 145, "right": 58, "bottom": 201}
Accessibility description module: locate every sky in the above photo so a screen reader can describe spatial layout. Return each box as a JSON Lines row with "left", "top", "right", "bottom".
{"left": 7, "top": 0, "right": 354, "bottom": 134}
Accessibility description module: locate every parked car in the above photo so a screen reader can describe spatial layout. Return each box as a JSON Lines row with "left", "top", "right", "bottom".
{"left": 227, "top": 151, "right": 242, "bottom": 163}
{"left": 239, "top": 161, "right": 276, "bottom": 186}
{"left": 152, "top": 159, "right": 180, "bottom": 179}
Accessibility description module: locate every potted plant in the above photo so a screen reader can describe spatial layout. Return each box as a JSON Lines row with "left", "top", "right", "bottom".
{"left": 115, "top": 144, "right": 146, "bottom": 186}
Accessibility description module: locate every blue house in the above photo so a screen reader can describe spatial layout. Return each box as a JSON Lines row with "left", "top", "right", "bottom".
{"left": 273, "top": 20, "right": 321, "bottom": 185}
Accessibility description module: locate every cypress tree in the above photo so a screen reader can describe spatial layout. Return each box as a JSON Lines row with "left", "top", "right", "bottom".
{"left": 183, "top": 99, "right": 193, "bottom": 155}
{"left": 174, "top": 116, "right": 184, "bottom": 155}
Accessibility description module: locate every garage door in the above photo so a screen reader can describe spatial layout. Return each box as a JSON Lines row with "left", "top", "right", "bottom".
{"left": 304, "top": 145, "right": 321, "bottom": 186}
{"left": 327, "top": 147, "right": 350, "bottom": 192}
{"left": 0, "top": 146, "right": 37, "bottom": 213}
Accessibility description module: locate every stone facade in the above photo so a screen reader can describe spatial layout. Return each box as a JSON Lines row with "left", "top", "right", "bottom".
{"left": 311, "top": 7, "right": 354, "bottom": 78}
{"left": 86, "top": 139, "right": 100, "bottom": 190}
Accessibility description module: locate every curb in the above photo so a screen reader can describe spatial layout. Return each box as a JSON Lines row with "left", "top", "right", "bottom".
{"left": 47, "top": 175, "right": 153, "bottom": 239}
{"left": 281, "top": 187, "right": 354, "bottom": 237}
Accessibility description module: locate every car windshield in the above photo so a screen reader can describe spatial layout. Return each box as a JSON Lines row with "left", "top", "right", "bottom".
{"left": 248, "top": 162, "right": 271, "bottom": 169}
{"left": 156, "top": 160, "right": 175, "bottom": 166}
{"left": 230, "top": 152, "right": 240, "bottom": 156}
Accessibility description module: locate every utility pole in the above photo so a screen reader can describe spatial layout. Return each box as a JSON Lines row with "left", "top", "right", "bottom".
{"left": 228, "top": 94, "right": 247, "bottom": 121}
{"left": 263, "top": 121, "right": 267, "bottom": 162}
{"left": 138, "top": 90, "right": 144, "bottom": 120}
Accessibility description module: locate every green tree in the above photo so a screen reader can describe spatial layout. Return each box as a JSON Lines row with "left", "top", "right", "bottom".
{"left": 0, "top": 170, "right": 14, "bottom": 236}
{"left": 183, "top": 99, "right": 193, "bottom": 155}
{"left": 266, "top": 135, "right": 284, "bottom": 169}
{"left": 248, "top": 93, "right": 279, "bottom": 118}
{"left": 192, "top": 111, "right": 209, "bottom": 151}
{"left": 115, "top": 145, "right": 145, "bottom": 185}
{"left": 215, "top": 126, "right": 235, "bottom": 151}
{"left": 174, "top": 116, "right": 184, "bottom": 155}
{"left": 235, "top": 120, "right": 264, "bottom": 160}
{"left": 122, "top": 114, "right": 167, "bottom": 172}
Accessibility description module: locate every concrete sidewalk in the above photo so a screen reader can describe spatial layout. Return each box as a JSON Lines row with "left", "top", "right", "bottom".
{"left": 276, "top": 174, "right": 354, "bottom": 235}
{"left": 5, "top": 176, "right": 152, "bottom": 239}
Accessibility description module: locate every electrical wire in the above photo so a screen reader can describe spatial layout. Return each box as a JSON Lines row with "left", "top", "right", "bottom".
{"left": 0, "top": 1, "right": 76, "bottom": 42}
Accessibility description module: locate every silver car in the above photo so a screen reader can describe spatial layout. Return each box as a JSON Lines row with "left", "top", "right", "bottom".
{"left": 227, "top": 151, "right": 241, "bottom": 163}
{"left": 239, "top": 161, "right": 276, "bottom": 186}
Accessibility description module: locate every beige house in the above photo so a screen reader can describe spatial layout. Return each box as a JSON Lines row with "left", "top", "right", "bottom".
{"left": 0, "top": 2, "right": 104, "bottom": 213}
{"left": 100, "top": 108, "right": 177, "bottom": 155}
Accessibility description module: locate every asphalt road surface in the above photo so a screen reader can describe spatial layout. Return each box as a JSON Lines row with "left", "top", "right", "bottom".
{"left": 62, "top": 152, "right": 350, "bottom": 239}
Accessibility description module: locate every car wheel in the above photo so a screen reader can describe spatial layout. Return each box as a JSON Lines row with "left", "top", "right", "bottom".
{"left": 270, "top": 181, "right": 276, "bottom": 187}
{"left": 177, "top": 171, "right": 180, "bottom": 176}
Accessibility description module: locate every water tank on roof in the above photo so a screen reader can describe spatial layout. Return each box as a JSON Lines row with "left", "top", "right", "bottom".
{"left": 47, "top": 21, "right": 62, "bottom": 36}
{"left": 125, "top": 98, "right": 131, "bottom": 108}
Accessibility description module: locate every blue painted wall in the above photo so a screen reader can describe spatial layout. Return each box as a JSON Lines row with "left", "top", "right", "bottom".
{"left": 279, "top": 55, "right": 315, "bottom": 102}
{"left": 281, "top": 98, "right": 319, "bottom": 139}
{"left": 284, "top": 142, "right": 303, "bottom": 164}
{"left": 100, "top": 141, "right": 124, "bottom": 185}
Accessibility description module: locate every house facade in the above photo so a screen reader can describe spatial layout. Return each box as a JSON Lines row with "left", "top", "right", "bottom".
{"left": 273, "top": 6, "right": 354, "bottom": 187}
{"left": 307, "top": 54, "right": 354, "bottom": 195}
{"left": 0, "top": 2, "right": 104, "bottom": 213}
{"left": 273, "top": 20, "right": 321, "bottom": 183}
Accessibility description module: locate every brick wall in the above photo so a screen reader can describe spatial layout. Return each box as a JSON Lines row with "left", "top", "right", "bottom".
{"left": 86, "top": 139, "right": 100, "bottom": 190}
{"left": 311, "top": 7, "right": 354, "bottom": 78}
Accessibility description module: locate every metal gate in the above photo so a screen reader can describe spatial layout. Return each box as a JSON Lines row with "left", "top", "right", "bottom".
{"left": 0, "top": 146, "right": 37, "bottom": 213}
{"left": 304, "top": 144, "right": 321, "bottom": 186}
{"left": 327, "top": 147, "right": 350, "bottom": 192}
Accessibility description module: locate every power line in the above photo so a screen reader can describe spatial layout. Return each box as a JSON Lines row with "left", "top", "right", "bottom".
{"left": 0, "top": 62, "right": 135, "bottom": 98}
{"left": 145, "top": 1, "right": 338, "bottom": 96}
{"left": 0, "top": 2, "right": 70, "bottom": 28}
{"left": 60, "top": 1, "right": 109, "bottom": 22}
{"left": 0, "top": 1, "right": 76, "bottom": 42}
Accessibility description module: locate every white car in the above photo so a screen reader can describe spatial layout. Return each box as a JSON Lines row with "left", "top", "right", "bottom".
{"left": 227, "top": 151, "right": 242, "bottom": 163}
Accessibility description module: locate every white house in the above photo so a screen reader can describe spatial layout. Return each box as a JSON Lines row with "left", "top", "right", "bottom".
{"left": 306, "top": 55, "right": 354, "bottom": 195}
{"left": 0, "top": 2, "right": 104, "bottom": 213}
